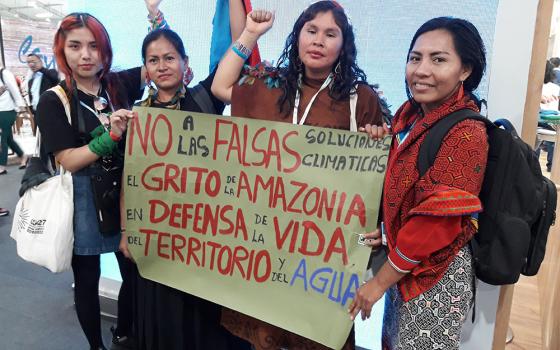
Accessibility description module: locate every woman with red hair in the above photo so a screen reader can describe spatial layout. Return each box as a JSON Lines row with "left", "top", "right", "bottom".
{"left": 34, "top": 2, "right": 164, "bottom": 349}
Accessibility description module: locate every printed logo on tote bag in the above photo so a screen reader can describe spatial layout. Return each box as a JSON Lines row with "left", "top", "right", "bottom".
{"left": 15, "top": 207, "right": 30, "bottom": 233}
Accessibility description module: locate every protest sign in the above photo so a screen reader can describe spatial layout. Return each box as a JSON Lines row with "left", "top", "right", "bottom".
{"left": 123, "top": 107, "right": 390, "bottom": 349}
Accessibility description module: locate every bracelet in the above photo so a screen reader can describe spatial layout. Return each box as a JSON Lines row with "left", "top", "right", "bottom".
{"left": 232, "top": 46, "right": 249, "bottom": 60}
{"left": 109, "top": 130, "right": 122, "bottom": 142}
{"left": 147, "top": 9, "right": 159, "bottom": 20}
{"left": 148, "top": 10, "right": 169, "bottom": 31}
{"left": 232, "top": 41, "right": 252, "bottom": 60}
{"left": 88, "top": 131, "right": 117, "bottom": 157}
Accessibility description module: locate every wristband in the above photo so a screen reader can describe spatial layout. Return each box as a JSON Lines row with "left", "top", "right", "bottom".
{"left": 232, "top": 46, "right": 249, "bottom": 60}
{"left": 88, "top": 131, "right": 117, "bottom": 157}
{"left": 232, "top": 41, "right": 252, "bottom": 60}
{"left": 109, "top": 130, "right": 122, "bottom": 142}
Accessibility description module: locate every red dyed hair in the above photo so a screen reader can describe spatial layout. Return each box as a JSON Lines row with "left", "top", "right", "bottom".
{"left": 54, "top": 13, "right": 112, "bottom": 81}
{"left": 53, "top": 13, "right": 123, "bottom": 106}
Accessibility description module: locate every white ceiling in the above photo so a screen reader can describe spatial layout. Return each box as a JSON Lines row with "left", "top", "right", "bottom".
{"left": 0, "top": 0, "right": 66, "bottom": 22}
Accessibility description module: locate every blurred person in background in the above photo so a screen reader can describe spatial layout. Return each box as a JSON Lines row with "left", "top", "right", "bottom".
{"left": 0, "top": 66, "right": 28, "bottom": 175}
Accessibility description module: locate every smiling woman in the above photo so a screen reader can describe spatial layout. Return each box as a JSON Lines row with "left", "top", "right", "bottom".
{"left": 143, "top": 34, "right": 188, "bottom": 101}
{"left": 406, "top": 29, "right": 474, "bottom": 113}
{"left": 118, "top": 27, "right": 252, "bottom": 350}
{"left": 349, "top": 17, "right": 489, "bottom": 350}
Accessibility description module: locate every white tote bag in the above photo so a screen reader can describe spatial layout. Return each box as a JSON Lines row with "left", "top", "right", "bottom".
{"left": 10, "top": 168, "right": 74, "bottom": 272}
{"left": 10, "top": 85, "right": 74, "bottom": 273}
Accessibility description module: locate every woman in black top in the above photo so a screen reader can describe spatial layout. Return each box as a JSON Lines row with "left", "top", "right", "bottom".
{"left": 34, "top": 11, "right": 151, "bottom": 350}
{"left": 118, "top": 28, "right": 250, "bottom": 350}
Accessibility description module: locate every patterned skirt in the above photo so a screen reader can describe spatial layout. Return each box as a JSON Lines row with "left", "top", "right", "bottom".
{"left": 382, "top": 246, "right": 474, "bottom": 350}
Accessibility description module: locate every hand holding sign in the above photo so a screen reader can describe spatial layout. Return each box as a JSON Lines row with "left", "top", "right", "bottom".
{"left": 358, "top": 229, "right": 381, "bottom": 248}
{"left": 349, "top": 260, "right": 406, "bottom": 321}
{"left": 348, "top": 277, "right": 384, "bottom": 321}
{"left": 110, "top": 110, "right": 135, "bottom": 138}
{"left": 119, "top": 231, "right": 132, "bottom": 260}
{"left": 359, "top": 122, "right": 391, "bottom": 139}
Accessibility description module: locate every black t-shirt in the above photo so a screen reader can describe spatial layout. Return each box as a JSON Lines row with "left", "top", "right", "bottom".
{"left": 36, "top": 67, "right": 143, "bottom": 155}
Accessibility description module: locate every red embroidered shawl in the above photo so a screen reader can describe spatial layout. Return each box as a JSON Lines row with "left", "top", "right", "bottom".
{"left": 383, "top": 94, "right": 489, "bottom": 300}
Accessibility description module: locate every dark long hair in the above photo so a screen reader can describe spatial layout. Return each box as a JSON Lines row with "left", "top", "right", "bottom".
{"left": 405, "top": 17, "right": 487, "bottom": 107}
{"left": 545, "top": 60, "right": 555, "bottom": 84}
{"left": 141, "top": 28, "right": 188, "bottom": 63}
{"left": 276, "top": 1, "right": 367, "bottom": 115}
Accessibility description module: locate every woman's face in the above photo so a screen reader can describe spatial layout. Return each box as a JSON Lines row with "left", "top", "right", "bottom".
{"left": 145, "top": 37, "right": 187, "bottom": 94}
{"left": 406, "top": 29, "right": 472, "bottom": 113}
{"left": 297, "top": 10, "right": 343, "bottom": 80}
{"left": 64, "top": 27, "right": 103, "bottom": 81}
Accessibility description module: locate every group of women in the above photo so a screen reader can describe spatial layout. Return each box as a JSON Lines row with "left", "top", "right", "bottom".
{"left": 34, "top": 0, "right": 489, "bottom": 349}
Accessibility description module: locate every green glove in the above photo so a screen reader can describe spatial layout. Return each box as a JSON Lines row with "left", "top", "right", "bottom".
{"left": 88, "top": 131, "right": 117, "bottom": 157}
{"left": 89, "top": 125, "right": 106, "bottom": 138}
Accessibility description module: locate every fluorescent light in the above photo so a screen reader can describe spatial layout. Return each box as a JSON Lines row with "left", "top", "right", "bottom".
{"left": 28, "top": 1, "right": 37, "bottom": 7}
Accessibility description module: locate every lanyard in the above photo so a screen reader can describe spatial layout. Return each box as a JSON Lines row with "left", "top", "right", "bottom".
{"left": 79, "top": 101, "right": 100, "bottom": 119}
{"left": 79, "top": 91, "right": 115, "bottom": 129}
{"left": 396, "top": 120, "right": 417, "bottom": 147}
{"left": 292, "top": 73, "right": 333, "bottom": 126}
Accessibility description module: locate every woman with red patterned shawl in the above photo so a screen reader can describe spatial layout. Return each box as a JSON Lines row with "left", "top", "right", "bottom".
{"left": 350, "top": 17, "right": 489, "bottom": 349}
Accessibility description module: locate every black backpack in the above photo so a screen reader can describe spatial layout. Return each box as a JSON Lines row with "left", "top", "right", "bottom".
{"left": 418, "top": 109, "right": 557, "bottom": 285}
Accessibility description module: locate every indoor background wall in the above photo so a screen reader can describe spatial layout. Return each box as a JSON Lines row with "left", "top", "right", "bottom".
{"left": 67, "top": 0, "right": 498, "bottom": 114}
{"left": 63, "top": 1, "right": 504, "bottom": 349}
{"left": 0, "top": 17, "right": 58, "bottom": 78}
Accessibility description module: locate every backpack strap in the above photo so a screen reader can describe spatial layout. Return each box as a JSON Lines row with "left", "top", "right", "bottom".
{"left": 189, "top": 84, "right": 217, "bottom": 115}
{"left": 417, "top": 109, "right": 494, "bottom": 178}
